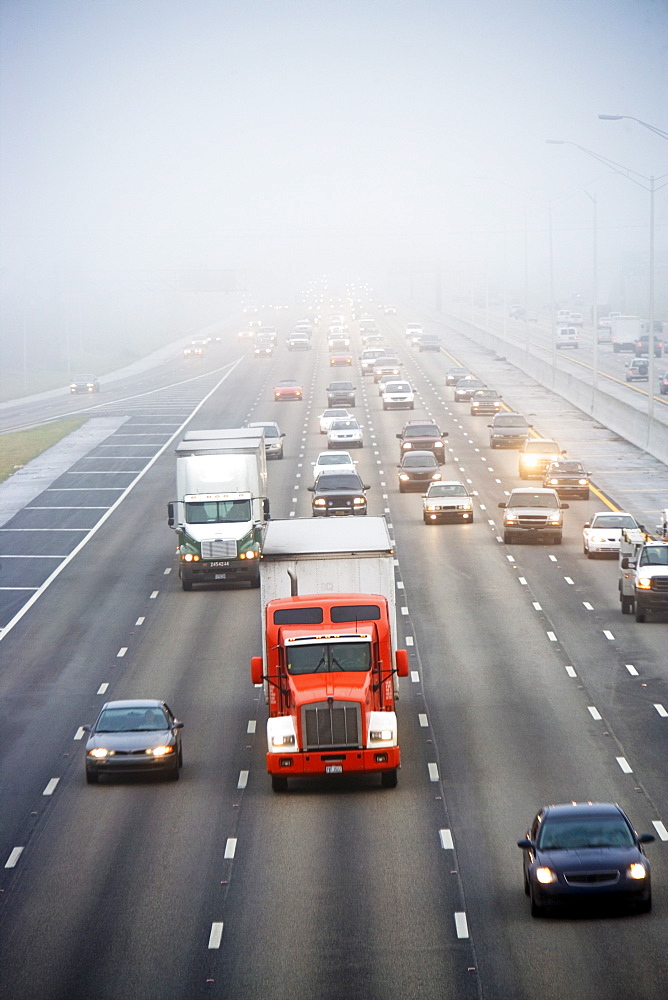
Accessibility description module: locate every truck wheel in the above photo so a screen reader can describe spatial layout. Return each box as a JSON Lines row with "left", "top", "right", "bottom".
{"left": 503, "top": 531, "right": 515, "bottom": 544}
{"left": 621, "top": 595, "right": 633, "bottom": 615}
{"left": 381, "top": 769, "right": 398, "bottom": 788}
{"left": 519, "top": 470, "right": 528, "bottom": 480}
{"left": 271, "top": 775, "right": 288, "bottom": 792}
{"left": 552, "top": 535, "right": 562, "bottom": 545}
{"left": 181, "top": 576, "right": 193, "bottom": 592}
{"left": 635, "top": 604, "right": 647, "bottom": 623}
{"left": 249, "top": 572, "right": 261, "bottom": 589}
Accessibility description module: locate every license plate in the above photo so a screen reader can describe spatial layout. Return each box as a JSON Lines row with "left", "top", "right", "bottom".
{"left": 209, "top": 561, "right": 230, "bottom": 567}
{"left": 326, "top": 764, "right": 343, "bottom": 774}
{"left": 214, "top": 573, "right": 227, "bottom": 579}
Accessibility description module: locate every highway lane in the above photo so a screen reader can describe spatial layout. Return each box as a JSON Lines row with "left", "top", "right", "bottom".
{"left": 0, "top": 312, "right": 666, "bottom": 999}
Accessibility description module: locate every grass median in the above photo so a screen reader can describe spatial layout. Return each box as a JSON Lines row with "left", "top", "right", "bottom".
{"left": 0, "top": 418, "right": 87, "bottom": 484}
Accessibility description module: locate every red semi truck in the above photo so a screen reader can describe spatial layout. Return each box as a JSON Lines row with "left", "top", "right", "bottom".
{"left": 250, "top": 518, "right": 409, "bottom": 792}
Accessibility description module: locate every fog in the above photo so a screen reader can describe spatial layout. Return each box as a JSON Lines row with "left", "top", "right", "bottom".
{"left": 1, "top": 0, "right": 666, "bottom": 373}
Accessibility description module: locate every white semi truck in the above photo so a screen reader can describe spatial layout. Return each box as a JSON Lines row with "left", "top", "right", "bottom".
{"left": 167, "top": 430, "right": 268, "bottom": 590}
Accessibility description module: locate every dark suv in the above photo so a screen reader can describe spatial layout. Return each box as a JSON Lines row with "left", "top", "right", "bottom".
{"left": 396, "top": 420, "right": 448, "bottom": 464}
{"left": 634, "top": 334, "right": 663, "bottom": 358}
{"left": 307, "top": 472, "right": 370, "bottom": 516}
{"left": 326, "top": 381, "right": 356, "bottom": 407}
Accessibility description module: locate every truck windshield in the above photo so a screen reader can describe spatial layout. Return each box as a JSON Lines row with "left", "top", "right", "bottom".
{"left": 287, "top": 642, "right": 371, "bottom": 675}
{"left": 639, "top": 546, "right": 668, "bottom": 566}
{"left": 185, "top": 499, "right": 251, "bottom": 523}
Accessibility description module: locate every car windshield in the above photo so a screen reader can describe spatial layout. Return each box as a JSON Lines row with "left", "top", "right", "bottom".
{"left": 639, "top": 546, "right": 668, "bottom": 565}
{"left": 330, "top": 383, "right": 351, "bottom": 390}
{"left": 537, "top": 817, "right": 634, "bottom": 850}
{"left": 473, "top": 390, "right": 498, "bottom": 399}
{"left": 547, "top": 462, "right": 584, "bottom": 474}
{"left": 405, "top": 425, "right": 439, "bottom": 437}
{"left": 590, "top": 514, "right": 637, "bottom": 529}
{"left": 496, "top": 416, "right": 526, "bottom": 426}
{"left": 508, "top": 493, "right": 558, "bottom": 508}
{"left": 386, "top": 384, "right": 411, "bottom": 392}
{"left": 526, "top": 441, "right": 558, "bottom": 453}
{"left": 96, "top": 707, "right": 169, "bottom": 732}
{"left": 428, "top": 485, "right": 467, "bottom": 496}
{"left": 316, "top": 474, "right": 363, "bottom": 490}
{"left": 185, "top": 499, "right": 251, "bottom": 523}
{"left": 286, "top": 641, "right": 371, "bottom": 674}
{"left": 403, "top": 454, "right": 437, "bottom": 468}
{"left": 277, "top": 381, "right": 298, "bottom": 387}
{"left": 323, "top": 410, "right": 348, "bottom": 418}
{"left": 318, "top": 454, "right": 352, "bottom": 466}
{"left": 330, "top": 420, "right": 359, "bottom": 431}
{"left": 251, "top": 424, "right": 278, "bottom": 438}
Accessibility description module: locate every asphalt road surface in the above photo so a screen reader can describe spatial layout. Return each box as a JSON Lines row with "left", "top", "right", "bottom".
{"left": 0, "top": 310, "right": 666, "bottom": 1000}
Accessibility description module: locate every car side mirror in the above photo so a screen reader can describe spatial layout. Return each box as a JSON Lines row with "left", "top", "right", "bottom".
{"left": 307, "top": 485, "right": 314, "bottom": 492}
{"left": 172, "top": 720, "right": 184, "bottom": 730}
{"left": 442, "top": 431, "right": 449, "bottom": 437}
{"left": 560, "top": 503, "right": 570, "bottom": 509}
{"left": 396, "top": 433, "right": 402, "bottom": 439}
{"left": 638, "top": 833, "right": 656, "bottom": 845}
{"left": 82, "top": 724, "right": 93, "bottom": 733}
{"left": 583, "top": 522, "right": 590, "bottom": 528}
{"left": 498, "top": 502, "right": 507, "bottom": 508}
{"left": 517, "top": 839, "right": 533, "bottom": 850}
{"left": 363, "top": 484, "right": 370, "bottom": 490}
{"left": 638, "top": 523, "right": 645, "bottom": 532}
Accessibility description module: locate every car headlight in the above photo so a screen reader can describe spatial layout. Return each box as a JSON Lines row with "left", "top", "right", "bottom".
{"left": 548, "top": 517, "right": 562, "bottom": 525}
{"left": 402, "top": 442, "right": 412, "bottom": 450}
{"left": 148, "top": 745, "right": 174, "bottom": 757}
{"left": 628, "top": 863, "right": 648, "bottom": 880}
{"left": 637, "top": 577, "right": 652, "bottom": 590}
{"left": 505, "top": 513, "right": 519, "bottom": 523}
{"left": 578, "top": 479, "right": 589, "bottom": 486}
{"left": 431, "top": 472, "right": 442, "bottom": 480}
{"left": 88, "top": 747, "right": 111, "bottom": 758}
{"left": 314, "top": 498, "right": 327, "bottom": 507}
{"left": 535, "top": 867, "right": 557, "bottom": 884}
{"left": 353, "top": 496, "right": 366, "bottom": 505}
{"left": 433, "top": 441, "right": 444, "bottom": 448}
{"left": 547, "top": 478, "right": 558, "bottom": 485}
{"left": 525, "top": 456, "right": 538, "bottom": 466}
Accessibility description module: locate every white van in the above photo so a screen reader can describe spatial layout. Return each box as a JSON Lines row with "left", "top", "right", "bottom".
{"left": 556, "top": 326, "right": 579, "bottom": 350}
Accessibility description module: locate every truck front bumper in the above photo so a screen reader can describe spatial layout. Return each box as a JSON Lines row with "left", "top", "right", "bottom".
{"left": 266, "top": 746, "right": 401, "bottom": 777}
{"left": 180, "top": 561, "right": 259, "bottom": 585}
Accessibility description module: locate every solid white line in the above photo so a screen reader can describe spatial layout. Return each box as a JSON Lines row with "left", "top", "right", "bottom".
{"left": 0, "top": 554, "right": 66, "bottom": 559}
{"left": 652, "top": 821, "right": 668, "bottom": 841}
{"left": 439, "top": 829, "right": 454, "bottom": 849}
{"left": 626, "top": 664, "right": 639, "bottom": 676}
{"left": 5, "top": 847, "right": 24, "bottom": 868}
{"left": 0, "top": 528, "right": 86, "bottom": 532}
{"left": 588, "top": 707, "right": 602, "bottom": 721}
{"left": 419, "top": 714, "right": 428, "bottom": 727}
{"left": 428, "top": 763, "right": 439, "bottom": 782}
{"left": 410, "top": 670, "right": 419, "bottom": 682}
{"left": 208, "top": 922, "right": 224, "bottom": 949}
{"left": 654, "top": 704, "right": 668, "bottom": 718}
{"left": 603, "top": 630, "right": 615, "bottom": 640}
{"left": 238, "top": 770, "right": 249, "bottom": 789}
{"left": 454, "top": 912, "right": 469, "bottom": 938}
{"left": 97, "top": 683, "right": 109, "bottom": 695}
{"left": 616, "top": 757, "right": 632, "bottom": 774}
{"left": 224, "top": 838, "right": 237, "bottom": 859}
{"left": 0, "top": 362, "right": 243, "bottom": 644}
{"left": 43, "top": 778, "right": 60, "bottom": 795}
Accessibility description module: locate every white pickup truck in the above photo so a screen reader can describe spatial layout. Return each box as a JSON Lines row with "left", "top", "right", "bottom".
{"left": 619, "top": 534, "right": 668, "bottom": 622}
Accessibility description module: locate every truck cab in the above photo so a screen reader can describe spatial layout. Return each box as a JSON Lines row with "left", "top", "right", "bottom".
{"left": 620, "top": 540, "right": 668, "bottom": 622}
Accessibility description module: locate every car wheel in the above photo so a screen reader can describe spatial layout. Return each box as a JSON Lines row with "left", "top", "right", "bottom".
{"left": 399, "top": 484, "right": 405, "bottom": 493}
{"left": 168, "top": 757, "right": 180, "bottom": 780}
{"left": 410, "top": 402, "right": 414, "bottom": 409}
{"left": 178, "top": 745, "right": 183, "bottom": 767}
{"left": 381, "top": 769, "right": 398, "bottom": 788}
{"left": 271, "top": 775, "right": 288, "bottom": 792}
{"left": 637, "top": 894, "right": 652, "bottom": 914}
{"left": 382, "top": 403, "right": 388, "bottom": 410}
{"left": 86, "top": 769, "right": 99, "bottom": 785}
{"left": 635, "top": 604, "right": 647, "bottom": 623}
{"left": 530, "top": 890, "right": 545, "bottom": 918}
{"left": 523, "top": 869, "right": 530, "bottom": 896}
{"left": 621, "top": 595, "right": 633, "bottom": 615}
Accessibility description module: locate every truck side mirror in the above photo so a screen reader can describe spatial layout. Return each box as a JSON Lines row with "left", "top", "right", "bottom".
{"left": 167, "top": 502, "right": 175, "bottom": 528}
{"left": 395, "top": 648, "right": 410, "bottom": 677}
{"left": 263, "top": 498, "right": 270, "bottom": 519}
{"left": 560, "top": 503, "right": 570, "bottom": 509}
{"left": 621, "top": 557, "right": 630, "bottom": 569}
{"left": 250, "top": 656, "right": 264, "bottom": 685}
{"left": 498, "top": 502, "right": 507, "bottom": 509}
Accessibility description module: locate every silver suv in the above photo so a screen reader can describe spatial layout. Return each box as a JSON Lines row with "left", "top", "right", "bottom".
{"left": 498, "top": 488, "right": 568, "bottom": 545}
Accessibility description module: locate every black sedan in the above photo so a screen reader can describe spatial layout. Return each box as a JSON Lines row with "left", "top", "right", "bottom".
{"left": 453, "top": 376, "right": 485, "bottom": 401}
{"left": 84, "top": 699, "right": 184, "bottom": 783}
{"left": 445, "top": 366, "right": 469, "bottom": 386}
{"left": 397, "top": 451, "right": 442, "bottom": 493}
{"left": 543, "top": 459, "right": 591, "bottom": 500}
{"left": 308, "top": 471, "right": 369, "bottom": 516}
{"left": 517, "top": 802, "right": 654, "bottom": 916}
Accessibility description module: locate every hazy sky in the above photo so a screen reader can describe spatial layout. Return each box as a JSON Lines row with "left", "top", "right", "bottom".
{"left": 1, "top": 0, "right": 666, "bottom": 311}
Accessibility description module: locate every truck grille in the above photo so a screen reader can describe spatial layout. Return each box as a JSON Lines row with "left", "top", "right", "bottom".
{"left": 302, "top": 701, "right": 361, "bottom": 750}
{"left": 651, "top": 577, "right": 668, "bottom": 593}
{"left": 516, "top": 514, "right": 551, "bottom": 527}
{"left": 202, "top": 539, "right": 236, "bottom": 559}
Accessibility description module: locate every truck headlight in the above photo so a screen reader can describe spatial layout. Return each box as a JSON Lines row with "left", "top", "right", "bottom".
{"left": 271, "top": 734, "right": 295, "bottom": 747}
{"left": 353, "top": 496, "right": 366, "bottom": 505}
{"left": 549, "top": 517, "right": 562, "bottom": 526}
{"left": 314, "top": 498, "right": 327, "bottom": 507}
{"left": 637, "top": 577, "right": 652, "bottom": 590}
{"left": 370, "top": 729, "right": 393, "bottom": 741}
{"left": 399, "top": 473, "right": 410, "bottom": 481}
{"left": 431, "top": 472, "right": 442, "bottom": 481}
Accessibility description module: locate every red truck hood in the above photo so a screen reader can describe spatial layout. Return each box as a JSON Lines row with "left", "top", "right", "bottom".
{"left": 287, "top": 671, "right": 372, "bottom": 708}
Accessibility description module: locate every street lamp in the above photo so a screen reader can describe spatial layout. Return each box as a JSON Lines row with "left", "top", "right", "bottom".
{"left": 546, "top": 138, "right": 668, "bottom": 445}
{"left": 598, "top": 115, "right": 668, "bottom": 141}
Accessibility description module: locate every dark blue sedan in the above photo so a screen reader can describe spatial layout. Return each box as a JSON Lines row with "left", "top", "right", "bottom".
{"left": 517, "top": 802, "right": 654, "bottom": 916}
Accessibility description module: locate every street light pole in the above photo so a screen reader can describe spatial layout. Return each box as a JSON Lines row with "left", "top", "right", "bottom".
{"left": 546, "top": 138, "right": 668, "bottom": 448}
